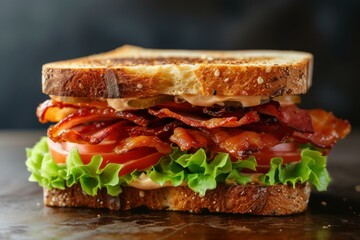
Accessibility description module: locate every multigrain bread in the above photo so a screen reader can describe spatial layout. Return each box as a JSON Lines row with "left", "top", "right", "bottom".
{"left": 44, "top": 183, "right": 311, "bottom": 215}
{"left": 42, "top": 45, "right": 313, "bottom": 98}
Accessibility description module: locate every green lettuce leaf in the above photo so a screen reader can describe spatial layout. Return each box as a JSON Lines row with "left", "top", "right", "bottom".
{"left": 26, "top": 137, "right": 331, "bottom": 197}
{"left": 147, "top": 148, "right": 256, "bottom": 196}
{"left": 258, "top": 148, "right": 331, "bottom": 191}
{"left": 26, "top": 137, "right": 127, "bottom": 196}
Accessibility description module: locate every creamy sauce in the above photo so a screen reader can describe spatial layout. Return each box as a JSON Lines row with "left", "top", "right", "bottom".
{"left": 127, "top": 173, "right": 187, "bottom": 190}
{"left": 178, "top": 94, "right": 267, "bottom": 107}
{"left": 107, "top": 98, "right": 138, "bottom": 111}
{"left": 107, "top": 94, "right": 273, "bottom": 111}
{"left": 127, "top": 173, "right": 263, "bottom": 190}
{"left": 53, "top": 94, "right": 300, "bottom": 112}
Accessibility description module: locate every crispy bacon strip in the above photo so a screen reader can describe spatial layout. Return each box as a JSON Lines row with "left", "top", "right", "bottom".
{"left": 202, "top": 128, "right": 280, "bottom": 159}
{"left": 127, "top": 121, "right": 183, "bottom": 137}
{"left": 148, "top": 108, "right": 260, "bottom": 128}
{"left": 170, "top": 127, "right": 209, "bottom": 151}
{"left": 37, "top": 99, "right": 108, "bottom": 123}
{"left": 293, "top": 109, "right": 351, "bottom": 148}
{"left": 36, "top": 100, "right": 78, "bottom": 123}
{"left": 56, "top": 121, "right": 128, "bottom": 144}
{"left": 255, "top": 101, "right": 314, "bottom": 133}
{"left": 48, "top": 108, "right": 148, "bottom": 143}
{"left": 115, "top": 136, "right": 171, "bottom": 154}
{"left": 155, "top": 102, "right": 203, "bottom": 114}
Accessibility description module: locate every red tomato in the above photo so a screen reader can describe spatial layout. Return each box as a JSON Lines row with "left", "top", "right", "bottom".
{"left": 252, "top": 143, "right": 301, "bottom": 173}
{"left": 118, "top": 152, "right": 164, "bottom": 176}
{"left": 47, "top": 139, "right": 163, "bottom": 176}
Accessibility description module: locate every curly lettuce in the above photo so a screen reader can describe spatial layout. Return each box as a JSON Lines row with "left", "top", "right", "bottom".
{"left": 259, "top": 149, "right": 331, "bottom": 191}
{"left": 26, "top": 137, "right": 331, "bottom": 197}
{"left": 147, "top": 147, "right": 257, "bottom": 196}
{"left": 26, "top": 137, "right": 126, "bottom": 196}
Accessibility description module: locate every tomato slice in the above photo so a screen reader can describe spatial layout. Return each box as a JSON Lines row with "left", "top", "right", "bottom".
{"left": 48, "top": 139, "right": 69, "bottom": 164}
{"left": 119, "top": 152, "right": 164, "bottom": 176}
{"left": 64, "top": 141, "right": 117, "bottom": 154}
{"left": 47, "top": 139, "right": 163, "bottom": 175}
{"left": 252, "top": 143, "right": 301, "bottom": 173}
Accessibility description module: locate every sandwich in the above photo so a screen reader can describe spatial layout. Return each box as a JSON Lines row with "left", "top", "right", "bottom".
{"left": 26, "top": 45, "right": 351, "bottom": 215}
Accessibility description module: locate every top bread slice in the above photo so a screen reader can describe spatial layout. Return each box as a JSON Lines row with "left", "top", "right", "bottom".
{"left": 42, "top": 45, "right": 313, "bottom": 98}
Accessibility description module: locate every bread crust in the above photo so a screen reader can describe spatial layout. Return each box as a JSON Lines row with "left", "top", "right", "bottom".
{"left": 44, "top": 183, "right": 311, "bottom": 215}
{"left": 42, "top": 45, "right": 313, "bottom": 98}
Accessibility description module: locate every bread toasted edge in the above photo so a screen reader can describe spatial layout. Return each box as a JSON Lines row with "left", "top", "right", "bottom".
{"left": 44, "top": 183, "right": 311, "bottom": 215}
{"left": 42, "top": 46, "right": 313, "bottom": 98}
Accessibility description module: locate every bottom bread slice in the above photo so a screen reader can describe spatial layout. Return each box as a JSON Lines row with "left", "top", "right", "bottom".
{"left": 44, "top": 183, "right": 311, "bottom": 215}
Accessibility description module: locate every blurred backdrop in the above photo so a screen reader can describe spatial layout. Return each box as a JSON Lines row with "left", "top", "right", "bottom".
{"left": 1, "top": 0, "right": 359, "bottom": 129}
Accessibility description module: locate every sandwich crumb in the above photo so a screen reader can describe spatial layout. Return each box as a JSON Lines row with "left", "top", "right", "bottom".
{"left": 224, "top": 78, "right": 229, "bottom": 83}
{"left": 265, "top": 67, "right": 272, "bottom": 73}
{"left": 257, "top": 76, "right": 264, "bottom": 84}
{"left": 214, "top": 69, "right": 220, "bottom": 77}
{"left": 136, "top": 84, "right": 143, "bottom": 89}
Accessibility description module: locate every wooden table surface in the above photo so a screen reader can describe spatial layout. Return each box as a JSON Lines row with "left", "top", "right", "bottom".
{"left": 0, "top": 130, "right": 359, "bottom": 240}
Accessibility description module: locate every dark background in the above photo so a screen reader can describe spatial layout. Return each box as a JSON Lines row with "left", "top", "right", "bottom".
{"left": 1, "top": 0, "right": 359, "bottom": 129}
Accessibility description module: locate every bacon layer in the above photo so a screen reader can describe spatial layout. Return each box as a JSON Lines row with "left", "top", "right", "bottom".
{"left": 255, "top": 101, "right": 314, "bottom": 133}
{"left": 115, "top": 136, "right": 171, "bottom": 154}
{"left": 48, "top": 108, "right": 148, "bottom": 143}
{"left": 170, "top": 127, "right": 209, "bottom": 151}
{"left": 127, "top": 121, "right": 182, "bottom": 137}
{"left": 201, "top": 128, "right": 280, "bottom": 159}
{"left": 148, "top": 108, "right": 260, "bottom": 128}
{"left": 293, "top": 109, "right": 351, "bottom": 148}
{"left": 39, "top": 99, "right": 350, "bottom": 159}
{"left": 37, "top": 99, "right": 108, "bottom": 123}
{"left": 55, "top": 121, "right": 128, "bottom": 144}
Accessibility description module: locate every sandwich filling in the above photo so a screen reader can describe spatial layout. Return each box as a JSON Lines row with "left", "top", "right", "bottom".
{"left": 26, "top": 96, "right": 350, "bottom": 196}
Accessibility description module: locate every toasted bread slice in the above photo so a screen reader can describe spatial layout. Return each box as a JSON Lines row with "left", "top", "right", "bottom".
{"left": 44, "top": 183, "right": 310, "bottom": 215}
{"left": 42, "top": 45, "right": 313, "bottom": 98}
